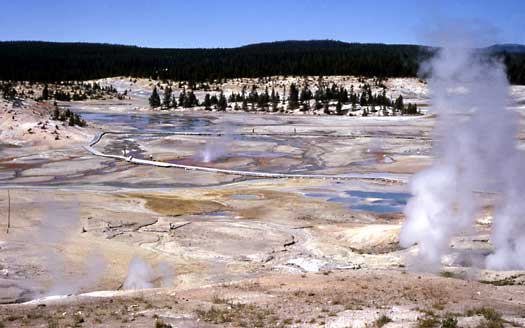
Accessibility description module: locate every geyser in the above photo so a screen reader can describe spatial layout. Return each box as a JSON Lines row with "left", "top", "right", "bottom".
{"left": 400, "top": 41, "right": 525, "bottom": 270}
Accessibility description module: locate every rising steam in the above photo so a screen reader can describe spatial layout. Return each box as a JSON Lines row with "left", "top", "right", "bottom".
{"left": 123, "top": 256, "right": 173, "bottom": 290}
{"left": 12, "top": 201, "right": 107, "bottom": 298}
{"left": 195, "top": 135, "right": 232, "bottom": 163}
{"left": 400, "top": 33, "right": 525, "bottom": 270}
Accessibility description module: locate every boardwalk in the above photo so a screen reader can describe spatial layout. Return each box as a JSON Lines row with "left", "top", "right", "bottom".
{"left": 83, "top": 132, "right": 409, "bottom": 183}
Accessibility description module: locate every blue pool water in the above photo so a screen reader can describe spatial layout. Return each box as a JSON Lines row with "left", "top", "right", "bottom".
{"left": 304, "top": 190, "right": 411, "bottom": 213}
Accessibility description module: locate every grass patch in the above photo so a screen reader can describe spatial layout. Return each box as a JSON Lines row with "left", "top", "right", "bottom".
{"left": 479, "top": 275, "right": 522, "bottom": 286}
{"left": 47, "top": 318, "right": 60, "bottom": 328}
{"left": 417, "top": 316, "right": 440, "bottom": 328}
{"left": 374, "top": 314, "right": 393, "bottom": 327}
{"left": 465, "top": 307, "right": 501, "bottom": 321}
{"left": 131, "top": 193, "right": 227, "bottom": 216}
{"left": 196, "top": 301, "right": 276, "bottom": 327}
{"left": 211, "top": 295, "right": 230, "bottom": 304}
{"left": 441, "top": 316, "right": 458, "bottom": 328}
{"left": 439, "top": 271, "right": 458, "bottom": 279}
{"left": 465, "top": 307, "right": 506, "bottom": 328}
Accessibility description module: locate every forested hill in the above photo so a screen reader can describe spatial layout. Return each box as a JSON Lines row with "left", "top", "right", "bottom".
{"left": 0, "top": 40, "right": 524, "bottom": 84}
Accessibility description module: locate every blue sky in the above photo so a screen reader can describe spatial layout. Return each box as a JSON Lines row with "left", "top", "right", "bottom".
{"left": 1, "top": 0, "right": 523, "bottom": 48}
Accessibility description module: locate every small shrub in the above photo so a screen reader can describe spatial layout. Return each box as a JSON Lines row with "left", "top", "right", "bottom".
{"left": 211, "top": 295, "right": 229, "bottom": 304}
{"left": 465, "top": 307, "right": 505, "bottom": 328}
{"left": 439, "top": 271, "right": 455, "bottom": 278}
{"left": 441, "top": 316, "right": 458, "bottom": 328}
{"left": 375, "top": 314, "right": 393, "bottom": 327}
{"left": 466, "top": 307, "right": 501, "bottom": 321}
{"left": 196, "top": 302, "right": 273, "bottom": 327}
{"left": 417, "top": 316, "right": 439, "bottom": 328}
{"left": 155, "top": 319, "right": 172, "bottom": 328}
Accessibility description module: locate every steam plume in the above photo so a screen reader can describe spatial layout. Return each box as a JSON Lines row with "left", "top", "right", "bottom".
{"left": 12, "top": 200, "right": 107, "bottom": 298}
{"left": 195, "top": 134, "right": 232, "bottom": 163}
{"left": 400, "top": 29, "right": 525, "bottom": 270}
{"left": 123, "top": 256, "right": 174, "bottom": 290}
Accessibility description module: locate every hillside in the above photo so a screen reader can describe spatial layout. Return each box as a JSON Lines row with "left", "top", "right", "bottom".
{"left": 0, "top": 40, "right": 524, "bottom": 84}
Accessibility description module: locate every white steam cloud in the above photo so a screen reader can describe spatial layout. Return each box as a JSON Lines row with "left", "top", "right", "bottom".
{"left": 195, "top": 134, "right": 232, "bottom": 163}
{"left": 13, "top": 201, "right": 107, "bottom": 298}
{"left": 400, "top": 29, "right": 525, "bottom": 271}
{"left": 123, "top": 256, "right": 174, "bottom": 290}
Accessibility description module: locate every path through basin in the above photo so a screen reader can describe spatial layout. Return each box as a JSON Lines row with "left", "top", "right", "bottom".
{"left": 79, "top": 111, "right": 411, "bottom": 183}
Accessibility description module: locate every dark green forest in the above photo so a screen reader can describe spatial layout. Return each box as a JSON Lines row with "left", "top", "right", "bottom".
{"left": 0, "top": 40, "right": 524, "bottom": 84}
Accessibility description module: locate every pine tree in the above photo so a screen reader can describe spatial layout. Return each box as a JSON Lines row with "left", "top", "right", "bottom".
{"left": 149, "top": 87, "right": 161, "bottom": 108}
{"left": 360, "top": 92, "right": 368, "bottom": 106}
{"left": 299, "top": 86, "right": 312, "bottom": 102}
{"left": 300, "top": 100, "right": 310, "bottom": 112}
{"left": 287, "top": 83, "right": 299, "bottom": 110}
{"left": 188, "top": 91, "right": 198, "bottom": 107}
{"left": 335, "top": 101, "right": 343, "bottom": 115}
{"left": 394, "top": 95, "right": 404, "bottom": 112}
{"left": 178, "top": 90, "right": 186, "bottom": 107}
{"left": 203, "top": 94, "right": 212, "bottom": 110}
{"left": 162, "top": 86, "right": 172, "bottom": 109}
{"left": 42, "top": 84, "right": 49, "bottom": 100}
{"left": 218, "top": 92, "right": 227, "bottom": 111}
{"left": 323, "top": 102, "right": 330, "bottom": 115}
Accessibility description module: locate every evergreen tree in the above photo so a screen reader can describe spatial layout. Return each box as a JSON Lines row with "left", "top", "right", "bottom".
{"left": 299, "top": 86, "right": 312, "bottom": 102}
{"left": 210, "top": 94, "right": 218, "bottom": 106}
{"left": 218, "top": 92, "right": 228, "bottom": 111}
{"left": 359, "top": 92, "right": 368, "bottom": 106}
{"left": 394, "top": 95, "right": 404, "bottom": 112}
{"left": 335, "top": 101, "right": 343, "bottom": 115}
{"left": 340, "top": 87, "right": 349, "bottom": 103}
{"left": 149, "top": 86, "right": 161, "bottom": 108}
{"left": 203, "top": 93, "right": 212, "bottom": 110}
{"left": 180, "top": 91, "right": 198, "bottom": 107}
{"left": 162, "top": 86, "right": 172, "bottom": 109}
{"left": 323, "top": 102, "right": 330, "bottom": 115}
{"left": 287, "top": 83, "right": 299, "bottom": 110}
{"left": 300, "top": 100, "right": 310, "bottom": 112}
{"left": 42, "top": 84, "right": 49, "bottom": 100}
{"left": 178, "top": 90, "right": 186, "bottom": 107}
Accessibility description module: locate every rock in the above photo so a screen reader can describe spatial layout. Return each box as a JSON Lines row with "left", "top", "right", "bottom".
{"left": 283, "top": 235, "right": 295, "bottom": 247}
{"left": 234, "top": 255, "right": 251, "bottom": 262}
{"left": 261, "top": 255, "right": 274, "bottom": 263}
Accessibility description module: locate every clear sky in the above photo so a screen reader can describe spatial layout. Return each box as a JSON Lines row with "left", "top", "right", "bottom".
{"left": 1, "top": 0, "right": 523, "bottom": 48}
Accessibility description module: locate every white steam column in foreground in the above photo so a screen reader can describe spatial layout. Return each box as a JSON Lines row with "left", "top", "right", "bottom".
{"left": 400, "top": 44, "right": 525, "bottom": 271}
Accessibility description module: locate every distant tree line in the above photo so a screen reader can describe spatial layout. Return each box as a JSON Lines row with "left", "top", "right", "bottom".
{"left": 504, "top": 53, "right": 525, "bottom": 84}
{"left": 0, "top": 41, "right": 424, "bottom": 82}
{"left": 150, "top": 81, "right": 419, "bottom": 116}
{"left": 51, "top": 102, "right": 87, "bottom": 127}
{"left": 1, "top": 41, "right": 523, "bottom": 84}
{"left": 39, "top": 82, "right": 123, "bottom": 101}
